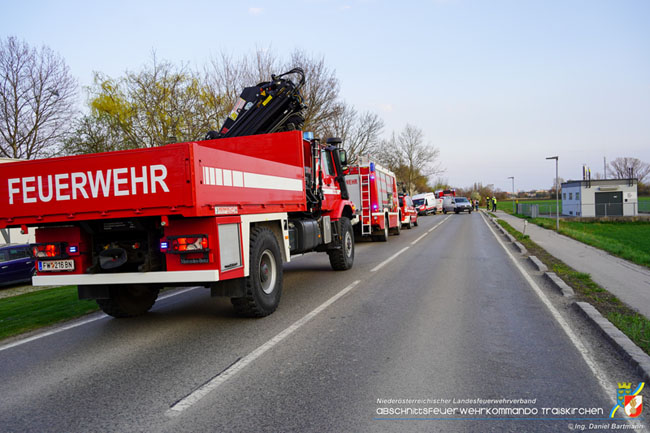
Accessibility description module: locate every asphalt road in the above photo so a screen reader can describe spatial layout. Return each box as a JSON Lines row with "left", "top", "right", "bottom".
{"left": 0, "top": 212, "right": 646, "bottom": 432}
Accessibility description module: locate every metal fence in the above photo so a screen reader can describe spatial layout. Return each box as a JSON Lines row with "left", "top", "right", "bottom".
{"left": 516, "top": 202, "right": 649, "bottom": 217}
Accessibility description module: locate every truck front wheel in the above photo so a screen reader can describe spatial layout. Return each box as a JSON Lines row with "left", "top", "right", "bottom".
{"left": 231, "top": 227, "right": 283, "bottom": 317}
{"left": 96, "top": 285, "right": 160, "bottom": 318}
{"left": 328, "top": 217, "right": 354, "bottom": 271}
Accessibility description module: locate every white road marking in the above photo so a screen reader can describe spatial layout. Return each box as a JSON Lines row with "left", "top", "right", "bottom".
{"left": 0, "top": 286, "right": 200, "bottom": 353}
{"left": 480, "top": 214, "right": 619, "bottom": 402}
{"left": 370, "top": 247, "right": 409, "bottom": 273}
{"left": 411, "top": 215, "right": 450, "bottom": 245}
{"left": 165, "top": 279, "right": 362, "bottom": 417}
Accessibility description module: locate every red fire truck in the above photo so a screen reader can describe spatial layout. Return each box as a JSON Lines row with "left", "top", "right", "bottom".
{"left": 0, "top": 131, "right": 355, "bottom": 318}
{"left": 344, "top": 158, "right": 401, "bottom": 241}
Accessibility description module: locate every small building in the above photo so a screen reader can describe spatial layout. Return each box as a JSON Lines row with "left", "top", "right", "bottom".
{"left": 561, "top": 179, "right": 638, "bottom": 217}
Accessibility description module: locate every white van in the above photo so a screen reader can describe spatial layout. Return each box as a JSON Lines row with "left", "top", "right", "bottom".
{"left": 412, "top": 192, "right": 437, "bottom": 215}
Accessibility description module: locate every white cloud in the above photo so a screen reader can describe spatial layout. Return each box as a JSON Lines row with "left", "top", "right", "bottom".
{"left": 248, "top": 7, "right": 263, "bottom": 15}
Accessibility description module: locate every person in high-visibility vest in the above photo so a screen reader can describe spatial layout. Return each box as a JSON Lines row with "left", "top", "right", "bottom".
{"left": 492, "top": 196, "right": 497, "bottom": 212}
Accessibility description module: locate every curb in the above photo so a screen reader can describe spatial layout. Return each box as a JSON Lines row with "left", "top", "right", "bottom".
{"left": 513, "top": 241, "right": 527, "bottom": 255}
{"left": 544, "top": 272, "right": 575, "bottom": 297}
{"left": 574, "top": 302, "right": 650, "bottom": 383}
{"left": 528, "top": 256, "right": 548, "bottom": 273}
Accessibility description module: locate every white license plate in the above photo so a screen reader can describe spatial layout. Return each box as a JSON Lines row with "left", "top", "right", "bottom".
{"left": 38, "top": 260, "right": 75, "bottom": 272}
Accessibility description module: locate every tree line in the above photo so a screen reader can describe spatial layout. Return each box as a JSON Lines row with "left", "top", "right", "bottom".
{"left": 0, "top": 36, "right": 442, "bottom": 195}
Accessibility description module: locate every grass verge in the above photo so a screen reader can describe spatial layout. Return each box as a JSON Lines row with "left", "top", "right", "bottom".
{"left": 0, "top": 285, "right": 99, "bottom": 341}
{"left": 495, "top": 218, "right": 650, "bottom": 356}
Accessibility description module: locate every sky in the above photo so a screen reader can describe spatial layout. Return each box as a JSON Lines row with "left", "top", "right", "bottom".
{"left": 3, "top": 0, "right": 649, "bottom": 191}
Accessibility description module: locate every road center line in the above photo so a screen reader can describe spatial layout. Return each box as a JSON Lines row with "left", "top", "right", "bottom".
{"left": 0, "top": 286, "right": 200, "bottom": 353}
{"left": 479, "top": 213, "right": 617, "bottom": 403}
{"left": 370, "top": 247, "right": 409, "bottom": 273}
{"left": 411, "top": 215, "right": 450, "bottom": 245}
{"left": 165, "top": 279, "right": 362, "bottom": 417}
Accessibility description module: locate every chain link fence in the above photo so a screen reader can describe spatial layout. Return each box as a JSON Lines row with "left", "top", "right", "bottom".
{"left": 516, "top": 202, "right": 649, "bottom": 217}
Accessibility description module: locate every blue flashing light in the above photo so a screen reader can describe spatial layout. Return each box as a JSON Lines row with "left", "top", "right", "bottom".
{"left": 373, "top": 205, "right": 378, "bottom": 210}
{"left": 369, "top": 162, "right": 375, "bottom": 172}
{"left": 68, "top": 246, "right": 78, "bottom": 254}
{"left": 370, "top": 174, "right": 375, "bottom": 180}
{"left": 160, "top": 241, "right": 169, "bottom": 251}
{"left": 303, "top": 131, "right": 314, "bottom": 141}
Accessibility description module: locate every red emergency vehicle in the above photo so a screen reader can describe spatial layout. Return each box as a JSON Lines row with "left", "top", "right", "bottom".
{"left": 435, "top": 189, "right": 456, "bottom": 198}
{"left": 0, "top": 131, "right": 355, "bottom": 318}
{"left": 398, "top": 193, "right": 418, "bottom": 229}
{"left": 344, "top": 158, "right": 401, "bottom": 241}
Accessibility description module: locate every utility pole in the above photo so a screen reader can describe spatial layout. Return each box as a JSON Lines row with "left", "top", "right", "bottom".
{"left": 507, "top": 176, "right": 515, "bottom": 213}
{"left": 546, "top": 156, "right": 559, "bottom": 231}
{"left": 604, "top": 156, "right": 607, "bottom": 179}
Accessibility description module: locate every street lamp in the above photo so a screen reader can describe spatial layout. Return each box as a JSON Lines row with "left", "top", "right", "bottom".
{"left": 546, "top": 156, "right": 559, "bottom": 231}
{"left": 507, "top": 176, "right": 515, "bottom": 213}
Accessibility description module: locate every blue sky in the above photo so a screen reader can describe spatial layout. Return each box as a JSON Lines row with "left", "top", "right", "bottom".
{"left": 3, "top": 0, "right": 649, "bottom": 191}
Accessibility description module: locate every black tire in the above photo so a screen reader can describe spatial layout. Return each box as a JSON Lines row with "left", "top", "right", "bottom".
{"left": 414, "top": 217, "right": 418, "bottom": 227}
{"left": 96, "top": 285, "right": 160, "bottom": 318}
{"left": 328, "top": 217, "right": 355, "bottom": 271}
{"left": 455, "top": 209, "right": 459, "bottom": 214}
{"left": 390, "top": 214, "right": 401, "bottom": 236}
{"left": 443, "top": 209, "right": 447, "bottom": 214}
{"left": 373, "top": 216, "right": 389, "bottom": 242}
{"left": 404, "top": 216, "right": 413, "bottom": 230}
{"left": 231, "top": 227, "right": 283, "bottom": 317}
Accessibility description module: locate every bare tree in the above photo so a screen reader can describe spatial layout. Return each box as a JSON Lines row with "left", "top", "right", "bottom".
{"left": 321, "top": 102, "right": 384, "bottom": 163}
{"left": 0, "top": 36, "right": 77, "bottom": 159}
{"left": 81, "top": 54, "right": 221, "bottom": 151}
{"left": 377, "top": 125, "right": 443, "bottom": 195}
{"left": 608, "top": 157, "right": 650, "bottom": 183}
{"left": 285, "top": 50, "right": 340, "bottom": 137}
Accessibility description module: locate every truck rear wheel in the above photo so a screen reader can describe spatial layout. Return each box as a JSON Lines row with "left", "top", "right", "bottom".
{"left": 373, "top": 216, "right": 389, "bottom": 242}
{"left": 390, "top": 213, "right": 401, "bottom": 236}
{"left": 328, "top": 217, "right": 354, "bottom": 271}
{"left": 96, "top": 285, "right": 160, "bottom": 318}
{"left": 231, "top": 227, "right": 283, "bottom": 317}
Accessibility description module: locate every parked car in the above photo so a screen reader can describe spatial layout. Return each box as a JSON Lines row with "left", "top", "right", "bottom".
{"left": 453, "top": 197, "right": 473, "bottom": 214}
{"left": 0, "top": 244, "right": 35, "bottom": 286}
{"left": 398, "top": 194, "right": 419, "bottom": 229}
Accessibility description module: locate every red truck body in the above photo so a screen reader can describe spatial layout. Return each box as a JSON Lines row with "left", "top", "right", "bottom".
{"left": 344, "top": 159, "right": 400, "bottom": 241}
{"left": 0, "top": 131, "right": 355, "bottom": 317}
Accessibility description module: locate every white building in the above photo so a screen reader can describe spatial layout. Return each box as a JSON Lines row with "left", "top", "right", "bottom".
{"left": 561, "top": 179, "right": 638, "bottom": 217}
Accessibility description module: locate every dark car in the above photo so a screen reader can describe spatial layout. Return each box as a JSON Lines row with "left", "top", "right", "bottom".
{"left": 0, "top": 244, "right": 35, "bottom": 286}
{"left": 453, "top": 197, "right": 473, "bottom": 214}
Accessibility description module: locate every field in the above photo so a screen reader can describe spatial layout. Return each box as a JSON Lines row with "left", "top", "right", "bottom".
{"left": 527, "top": 218, "right": 650, "bottom": 268}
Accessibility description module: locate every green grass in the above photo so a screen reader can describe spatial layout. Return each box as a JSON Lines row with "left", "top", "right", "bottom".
{"left": 515, "top": 217, "right": 650, "bottom": 269}
{"left": 495, "top": 218, "right": 650, "bottom": 355}
{"left": 0, "top": 285, "right": 99, "bottom": 340}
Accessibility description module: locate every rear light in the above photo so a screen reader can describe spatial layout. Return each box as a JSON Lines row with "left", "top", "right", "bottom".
{"left": 163, "top": 235, "right": 210, "bottom": 264}
{"left": 171, "top": 236, "right": 208, "bottom": 252}
{"left": 30, "top": 243, "right": 68, "bottom": 259}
